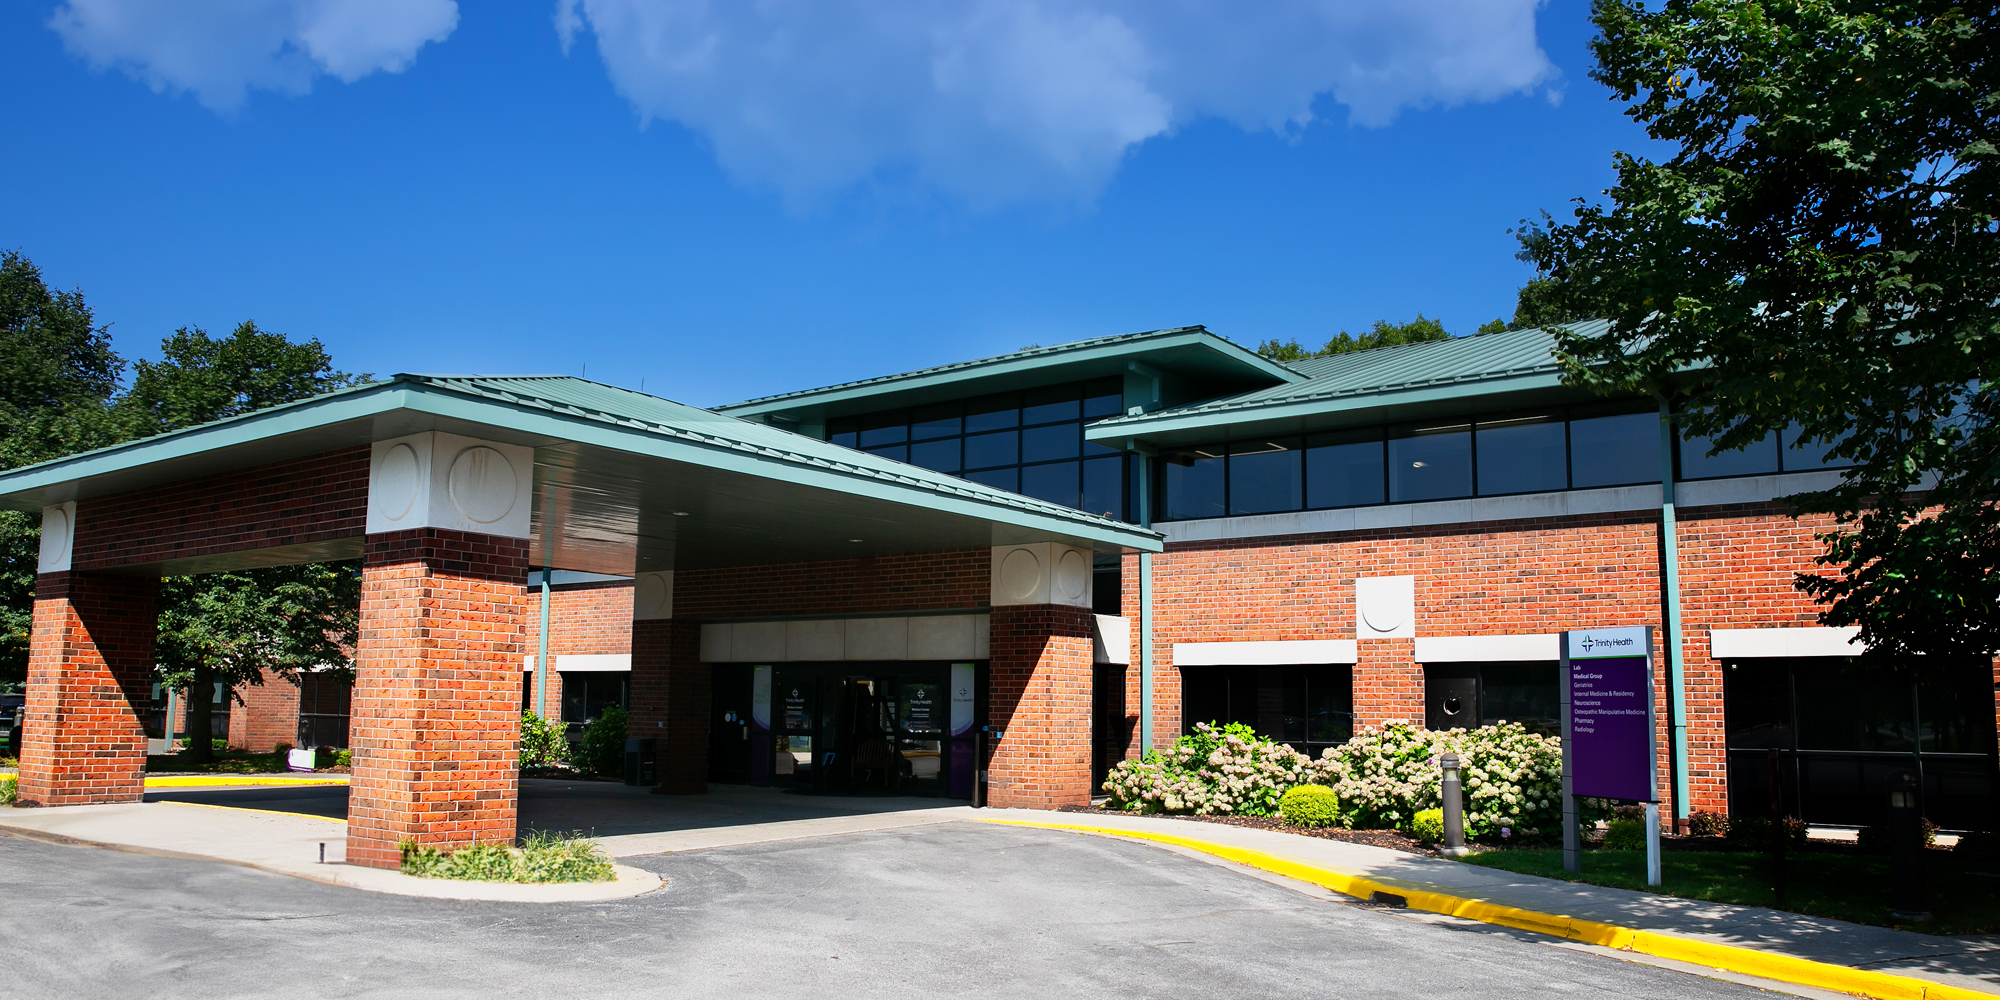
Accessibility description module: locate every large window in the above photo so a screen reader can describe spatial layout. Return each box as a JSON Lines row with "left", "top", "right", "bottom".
{"left": 828, "top": 378, "right": 1130, "bottom": 520}
{"left": 1180, "top": 665, "right": 1353, "bottom": 758}
{"left": 1723, "top": 657, "right": 1996, "bottom": 829}
{"left": 1422, "top": 662, "right": 1560, "bottom": 736}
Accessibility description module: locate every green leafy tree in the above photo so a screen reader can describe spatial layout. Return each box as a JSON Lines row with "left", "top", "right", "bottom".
{"left": 1257, "top": 315, "right": 1455, "bottom": 361}
{"left": 156, "top": 562, "right": 361, "bottom": 763}
{"left": 121, "top": 321, "right": 359, "bottom": 433}
{"left": 1523, "top": 0, "right": 2000, "bottom": 669}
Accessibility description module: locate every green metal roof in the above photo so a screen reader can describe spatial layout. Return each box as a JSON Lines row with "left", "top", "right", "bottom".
{"left": 1085, "top": 322, "right": 1616, "bottom": 447}
{"left": 716, "top": 325, "right": 1303, "bottom": 422}
{"left": 0, "top": 374, "right": 1160, "bottom": 574}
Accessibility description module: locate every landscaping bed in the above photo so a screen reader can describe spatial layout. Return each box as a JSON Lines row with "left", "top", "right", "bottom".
{"left": 1465, "top": 840, "right": 2000, "bottom": 935}
{"left": 1060, "top": 804, "right": 1438, "bottom": 856}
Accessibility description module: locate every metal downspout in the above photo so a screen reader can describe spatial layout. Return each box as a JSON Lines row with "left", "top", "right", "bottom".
{"left": 1658, "top": 398, "right": 1692, "bottom": 823}
{"left": 1139, "top": 453, "right": 1155, "bottom": 755}
{"left": 535, "top": 566, "right": 553, "bottom": 718}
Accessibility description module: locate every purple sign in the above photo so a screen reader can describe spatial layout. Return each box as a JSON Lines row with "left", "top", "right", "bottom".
{"left": 1563, "top": 628, "right": 1656, "bottom": 803}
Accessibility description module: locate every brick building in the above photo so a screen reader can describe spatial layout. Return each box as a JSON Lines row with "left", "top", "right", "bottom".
{"left": 5, "top": 326, "right": 1995, "bottom": 864}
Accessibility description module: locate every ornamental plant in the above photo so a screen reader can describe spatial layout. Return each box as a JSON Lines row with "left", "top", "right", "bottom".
{"left": 1103, "top": 722, "right": 1312, "bottom": 816}
{"left": 1278, "top": 784, "right": 1339, "bottom": 828}
{"left": 1312, "top": 720, "right": 1570, "bottom": 841}
{"left": 520, "top": 712, "right": 569, "bottom": 770}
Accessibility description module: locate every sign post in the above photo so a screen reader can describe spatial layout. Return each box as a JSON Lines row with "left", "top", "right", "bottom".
{"left": 1560, "top": 626, "right": 1661, "bottom": 885}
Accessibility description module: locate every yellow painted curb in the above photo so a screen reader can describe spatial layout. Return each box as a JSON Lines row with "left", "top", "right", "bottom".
{"left": 161, "top": 800, "right": 347, "bottom": 824}
{"left": 980, "top": 818, "right": 1996, "bottom": 1000}
{"left": 145, "top": 775, "right": 349, "bottom": 788}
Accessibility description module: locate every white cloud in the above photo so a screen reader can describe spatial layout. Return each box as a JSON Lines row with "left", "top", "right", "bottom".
{"left": 50, "top": 0, "right": 460, "bottom": 113}
{"left": 556, "top": 0, "right": 1556, "bottom": 209}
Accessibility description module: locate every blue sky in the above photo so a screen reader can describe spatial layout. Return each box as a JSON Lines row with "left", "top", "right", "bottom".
{"left": 0, "top": 1, "right": 1653, "bottom": 408}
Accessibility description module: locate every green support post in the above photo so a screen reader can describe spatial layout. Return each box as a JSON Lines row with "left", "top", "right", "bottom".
{"left": 1658, "top": 397, "right": 1692, "bottom": 823}
{"left": 1138, "top": 453, "right": 1155, "bottom": 755}
{"left": 534, "top": 566, "right": 553, "bottom": 718}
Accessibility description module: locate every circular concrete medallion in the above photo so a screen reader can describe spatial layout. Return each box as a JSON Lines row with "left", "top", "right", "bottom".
{"left": 1360, "top": 590, "right": 1405, "bottom": 634}
{"left": 448, "top": 446, "right": 518, "bottom": 525}
{"left": 1055, "top": 548, "right": 1089, "bottom": 603}
{"left": 39, "top": 505, "right": 68, "bottom": 565}
{"left": 998, "top": 547, "right": 1042, "bottom": 602}
{"left": 372, "top": 443, "right": 421, "bottom": 522}
{"left": 635, "top": 573, "right": 670, "bottom": 619}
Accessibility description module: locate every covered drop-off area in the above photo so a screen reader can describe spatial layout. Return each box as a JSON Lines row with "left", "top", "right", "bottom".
{"left": 0, "top": 375, "right": 1159, "bottom": 868}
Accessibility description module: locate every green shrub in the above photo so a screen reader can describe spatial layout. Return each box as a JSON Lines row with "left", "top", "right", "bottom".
{"left": 1603, "top": 817, "right": 1647, "bottom": 850}
{"left": 334, "top": 748, "right": 352, "bottom": 768}
{"left": 1687, "top": 810, "right": 1728, "bottom": 837}
{"left": 400, "top": 831, "right": 616, "bottom": 883}
{"left": 1727, "top": 816, "right": 1808, "bottom": 849}
{"left": 520, "top": 712, "right": 569, "bottom": 769}
{"left": 1103, "top": 722, "right": 1313, "bottom": 816}
{"left": 1313, "top": 721, "right": 1582, "bottom": 840}
{"left": 1411, "top": 807, "right": 1445, "bottom": 843}
{"left": 273, "top": 742, "right": 294, "bottom": 758}
{"left": 1955, "top": 831, "right": 1998, "bottom": 864}
{"left": 1857, "top": 818, "right": 1937, "bottom": 853}
{"left": 578, "top": 706, "right": 630, "bottom": 778}
{"left": 1279, "top": 785, "right": 1340, "bottom": 828}
{"left": 0, "top": 774, "right": 15, "bottom": 806}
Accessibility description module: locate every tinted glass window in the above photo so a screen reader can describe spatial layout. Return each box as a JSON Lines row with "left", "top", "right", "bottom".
{"left": 1022, "top": 385, "right": 1080, "bottom": 425}
{"left": 859, "top": 412, "right": 908, "bottom": 447}
{"left": 828, "top": 417, "right": 858, "bottom": 449}
{"left": 1021, "top": 422, "right": 1080, "bottom": 463}
{"left": 964, "top": 466, "right": 1017, "bottom": 493}
{"left": 1476, "top": 417, "right": 1566, "bottom": 495}
{"left": 1794, "top": 658, "right": 1914, "bottom": 752}
{"left": 1478, "top": 662, "right": 1560, "bottom": 734}
{"left": 1081, "top": 456, "right": 1124, "bottom": 519}
{"left": 1083, "top": 437, "right": 1122, "bottom": 456}
{"left": 964, "top": 395, "right": 1019, "bottom": 433}
{"left": 1162, "top": 448, "right": 1225, "bottom": 520}
{"left": 1083, "top": 392, "right": 1123, "bottom": 419}
{"left": 1780, "top": 423, "right": 1855, "bottom": 472}
{"left": 1569, "top": 411, "right": 1661, "bottom": 488}
{"left": 1722, "top": 660, "right": 1792, "bottom": 749}
{"left": 1679, "top": 427, "right": 1780, "bottom": 479}
{"left": 1304, "top": 430, "right": 1384, "bottom": 508}
{"left": 963, "top": 430, "right": 1019, "bottom": 469}
{"left": 1228, "top": 438, "right": 1302, "bottom": 515}
{"left": 911, "top": 402, "right": 962, "bottom": 441}
{"left": 1021, "top": 461, "right": 1079, "bottom": 508}
{"left": 863, "top": 444, "right": 907, "bottom": 463}
{"left": 1917, "top": 660, "right": 1998, "bottom": 754}
{"left": 1388, "top": 425, "right": 1472, "bottom": 501}
{"left": 909, "top": 438, "right": 960, "bottom": 473}
{"left": 830, "top": 429, "right": 857, "bottom": 448}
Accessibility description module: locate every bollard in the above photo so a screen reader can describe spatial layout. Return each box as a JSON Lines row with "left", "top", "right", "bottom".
{"left": 972, "top": 729, "right": 986, "bottom": 808}
{"left": 1439, "top": 753, "right": 1468, "bottom": 858}
{"left": 1888, "top": 770, "right": 1931, "bottom": 922}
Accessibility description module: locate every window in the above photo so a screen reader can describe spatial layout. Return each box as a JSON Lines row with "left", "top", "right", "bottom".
{"left": 1304, "top": 430, "right": 1385, "bottom": 508}
{"left": 1422, "top": 662, "right": 1559, "bottom": 735}
{"left": 963, "top": 430, "right": 1019, "bottom": 469}
{"left": 1388, "top": 424, "right": 1472, "bottom": 501}
{"left": 964, "top": 394, "right": 1019, "bottom": 433}
{"left": 1228, "top": 438, "right": 1302, "bottom": 515}
{"left": 1021, "top": 461, "right": 1080, "bottom": 508}
{"left": 1021, "top": 422, "right": 1080, "bottom": 463}
{"left": 1569, "top": 410, "right": 1661, "bottom": 488}
{"left": 909, "top": 438, "right": 960, "bottom": 473}
{"left": 911, "top": 402, "right": 962, "bottom": 441}
{"left": 1475, "top": 416, "right": 1566, "bottom": 495}
{"left": 1022, "top": 384, "right": 1081, "bottom": 425}
{"left": 1780, "top": 422, "right": 1855, "bottom": 472}
{"left": 1081, "top": 456, "right": 1125, "bottom": 519}
{"left": 1162, "top": 447, "right": 1225, "bottom": 520}
{"left": 1180, "top": 665, "right": 1353, "bottom": 756}
{"left": 1679, "top": 427, "right": 1780, "bottom": 479}
{"left": 859, "top": 411, "right": 908, "bottom": 448}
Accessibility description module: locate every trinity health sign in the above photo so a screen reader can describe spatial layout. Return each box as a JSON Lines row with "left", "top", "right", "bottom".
{"left": 1560, "top": 625, "right": 1656, "bottom": 803}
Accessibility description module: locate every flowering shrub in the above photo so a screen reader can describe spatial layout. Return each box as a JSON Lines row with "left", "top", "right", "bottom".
{"left": 1312, "top": 720, "right": 1568, "bottom": 841}
{"left": 1103, "top": 722, "right": 1312, "bottom": 816}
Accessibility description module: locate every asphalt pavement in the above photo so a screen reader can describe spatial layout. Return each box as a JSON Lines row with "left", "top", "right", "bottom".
{"left": 0, "top": 820, "right": 1790, "bottom": 1000}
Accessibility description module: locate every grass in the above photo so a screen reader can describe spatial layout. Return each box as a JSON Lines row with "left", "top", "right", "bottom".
{"left": 400, "top": 830, "right": 617, "bottom": 884}
{"left": 1464, "top": 843, "right": 2000, "bottom": 935}
{"left": 144, "top": 749, "right": 286, "bottom": 774}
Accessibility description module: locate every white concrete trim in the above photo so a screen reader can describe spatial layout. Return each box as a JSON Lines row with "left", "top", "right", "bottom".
{"left": 1355, "top": 575, "right": 1415, "bottom": 640}
{"left": 696, "top": 614, "right": 993, "bottom": 662}
{"left": 1172, "top": 639, "right": 1358, "bottom": 666}
{"left": 37, "top": 501, "right": 75, "bottom": 573}
{"left": 631, "top": 571, "right": 672, "bottom": 620}
{"left": 1157, "top": 470, "right": 1848, "bottom": 544}
{"left": 990, "top": 542, "right": 1093, "bottom": 608}
{"left": 1093, "top": 615, "right": 1130, "bottom": 665}
{"left": 367, "top": 431, "right": 534, "bottom": 539}
{"left": 1709, "top": 626, "right": 1863, "bottom": 658}
{"left": 522, "top": 654, "right": 632, "bottom": 672}
{"left": 1414, "top": 634, "right": 1559, "bottom": 662}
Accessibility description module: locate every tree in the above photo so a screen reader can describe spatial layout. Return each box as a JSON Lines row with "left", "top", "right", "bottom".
{"left": 1257, "top": 315, "right": 1455, "bottom": 361}
{"left": 121, "top": 322, "right": 358, "bottom": 434}
{"left": 1523, "top": 1, "right": 2000, "bottom": 670}
{"left": 0, "top": 252, "right": 127, "bottom": 686}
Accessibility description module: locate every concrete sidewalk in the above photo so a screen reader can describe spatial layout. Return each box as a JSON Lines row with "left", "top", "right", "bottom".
{"left": 977, "top": 810, "right": 2000, "bottom": 999}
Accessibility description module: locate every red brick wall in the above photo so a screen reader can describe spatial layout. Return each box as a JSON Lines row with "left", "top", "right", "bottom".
{"left": 676, "top": 549, "right": 988, "bottom": 620}
{"left": 72, "top": 447, "right": 368, "bottom": 571}
{"left": 986, "top": 604, "right": 1093, "bottom": 808}
{"left": 17, "top": 572, "right": 157, "bottom": 807}
{"left": 526, "top": 581, "right": 633, "bottom": 656}
{"left": 227, "top": 670, "right": 302, "bottom": 752}
{"left": 629, "top": 619, "right": 706, "bottom": 793}
{"left": 347, "top": 528, "right": 529, "bottom": 869}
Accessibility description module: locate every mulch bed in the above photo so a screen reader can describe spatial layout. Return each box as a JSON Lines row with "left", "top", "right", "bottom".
{"left": 1057, "top": 804, "right": 1440, "bottom": 857}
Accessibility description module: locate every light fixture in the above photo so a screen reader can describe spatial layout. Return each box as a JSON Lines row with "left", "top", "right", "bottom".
{"left": 849, "top": 538, "right": 864, "bottom": 543}
{"left": 672, "top": 511, "right": 690, "bottom": 516}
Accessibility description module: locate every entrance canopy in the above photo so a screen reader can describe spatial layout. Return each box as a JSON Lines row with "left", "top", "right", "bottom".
{"left": 0, "top": 374, "right": 1161, "bottom": 576}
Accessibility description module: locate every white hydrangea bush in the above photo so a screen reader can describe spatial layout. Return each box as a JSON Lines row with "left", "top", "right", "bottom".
{"left": 1103, "top": 722, "right": 1311, "bottom": 816}
{"left": 1311, "top": 720, "right": 1564, "bottom": 839}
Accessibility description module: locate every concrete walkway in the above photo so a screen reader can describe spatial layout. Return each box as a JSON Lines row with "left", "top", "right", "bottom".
{"left": 976, "top": 811, "right": 2000, "bottom": 999}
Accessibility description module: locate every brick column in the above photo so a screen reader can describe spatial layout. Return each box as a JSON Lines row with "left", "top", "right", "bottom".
{"left": 346, "top": 528, "right": 528, "bottom": 869}
{"left": 630, "top": 619, "right": 707, "bottom": 793}
{"left": 1354, "top": 639, "right": 1421, "bottom": 730}
{"left": 987, "top": 604, "right": 1094, "bottom": 808}
{"left": 18, "top": 572, "right": 158, "bottom": 807}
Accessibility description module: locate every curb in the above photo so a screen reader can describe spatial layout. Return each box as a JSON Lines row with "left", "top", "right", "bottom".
{"left": 145, "top": 775, "right": 349, "bottom": 788}
{"left": 979, "top": 818, "right": 1996, "bottom": 1000}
